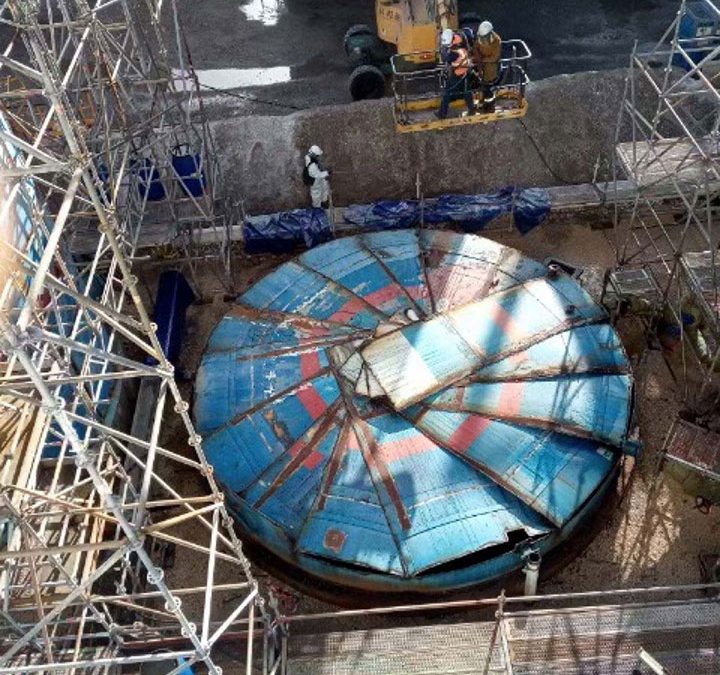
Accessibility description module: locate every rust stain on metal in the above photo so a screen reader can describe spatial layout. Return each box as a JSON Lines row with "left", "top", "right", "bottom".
{"left": 233, "top": 335, "right": 359, "bottom": 362}
{"left": 213, "top": 366, "right": 332, "bottom": 434}
{"left": 316, "top": 419, "right": 352, "bottom": 511}
{"left": 353, "top": 418, "right": 412, "bottom": 531}
{"left": 323, "top": 528, "right": 347, "bottom": 553}
{"left": 228, "top": 302, "right": 373, "bottom": 333}
{"left": 253, "top": 401, "right": 344, "bottom": 509}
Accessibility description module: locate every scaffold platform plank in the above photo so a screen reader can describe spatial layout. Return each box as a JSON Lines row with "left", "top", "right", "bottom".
{"left": 616, "top": 137, "right": 720, "bottom": 189}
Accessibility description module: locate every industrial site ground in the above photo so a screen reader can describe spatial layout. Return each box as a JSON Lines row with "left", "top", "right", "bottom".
{"left": 170, "top": 0, "right": 680, "bottom": 114}
{"left": 136, "top": 215, "right": 720, "bottom": 657}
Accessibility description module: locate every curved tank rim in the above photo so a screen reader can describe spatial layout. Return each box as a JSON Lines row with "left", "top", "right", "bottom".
{"left": 194, "top": 229, "right": 633, "bottom": 596}
{"left": 222, "top": 457, "right": 621, "bottom": 595}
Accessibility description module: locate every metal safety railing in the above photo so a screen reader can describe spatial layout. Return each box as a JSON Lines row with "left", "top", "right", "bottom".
{"left": 274, "top": 582, "right": 720, "bottom": 674}
{"left": 390, "top": 40, "right": 531, "bottom": 124}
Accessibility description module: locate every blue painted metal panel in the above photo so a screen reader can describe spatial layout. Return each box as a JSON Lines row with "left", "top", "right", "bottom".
{"left": 298, "top": 425, "right": 408, "bottom": 575}
{"left": 446, "top": 276, "right": 604, "bottom": 358}
{"left": 195, "top": 230, "right": 631, "bottom": 593}
{"left": 426, "top": 374, "right": 632, "bottom": 446}
{"left": 204, "top": 417, "right": 281, "bottom": 493}
{"left": 361, "top": 230, "right": 432, "bottom": 316}
{"left": 416, "top": 408, "right": 616, "bottom": 527}
{"left": 475, "top": 323, "right": 629, "bottom": 381}
{"left": 245, "top": 416, "right": 344, "bottom": 532}
{"left": 195, "top": 349, "right": 330, "bottom": 433}
{"left": 241, "top": 261, "right": 381, "bottom": 329}
{"left": 419, "top": 229, "right": 546, "bottom": 312}
{"left": 299, "top": 237, "right": 415, "bottom": 317}
{"left": 350, "top": 414, "right": 550, "bottom": 575}
{"left": 361, "top": 277, "right": 605, "bottom": 410}
{"left": 206, "top": 312, "right": 356, "bottom": 355}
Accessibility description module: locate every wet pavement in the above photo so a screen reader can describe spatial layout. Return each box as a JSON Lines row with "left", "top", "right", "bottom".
{"left": 172, "top": 0, "right": 680, "bottom": 114}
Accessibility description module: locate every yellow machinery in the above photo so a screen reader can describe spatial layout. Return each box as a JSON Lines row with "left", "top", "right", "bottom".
{"left": 376, "top": 0, "right": 458, "bottom": 57}
{"left": 344, "top": 1, "right": 530, "bottom": 131}
{"left": 344, "top": 0, "right": 470, "bottom": 100}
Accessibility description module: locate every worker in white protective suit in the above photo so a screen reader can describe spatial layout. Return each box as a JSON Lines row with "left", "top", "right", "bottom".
{"left": 303, "top": 145, "right": 331, "bottom": 208}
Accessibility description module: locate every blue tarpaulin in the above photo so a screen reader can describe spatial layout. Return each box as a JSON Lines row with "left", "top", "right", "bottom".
{"left": 424, "top": 188, "right": 514, "bottom": 231}
{"left": 243, "top": 208, "right": 331, "bottom": 254}
{"left": 344, "top": 200, "right": 421, "bottom": 231}
{"left": 514, "top": 187, "right": 552, "bottom": 235}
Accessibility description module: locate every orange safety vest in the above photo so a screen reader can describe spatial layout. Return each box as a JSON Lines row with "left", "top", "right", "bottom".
{"left": 451, "top": 47, "right": 470, "bottom": 77}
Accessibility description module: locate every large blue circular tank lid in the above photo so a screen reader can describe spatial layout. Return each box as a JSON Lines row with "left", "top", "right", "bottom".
{"left": 194, "top": 230, "right": 632, "bottom": 589}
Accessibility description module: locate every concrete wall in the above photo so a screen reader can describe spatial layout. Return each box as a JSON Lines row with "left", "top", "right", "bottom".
{"left": 212, "top": 69, "right": 642, "bottom": 214}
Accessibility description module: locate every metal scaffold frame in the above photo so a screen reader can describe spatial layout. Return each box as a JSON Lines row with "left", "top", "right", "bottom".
{"left": 609, "top": 0, "right": 720, "bottom": 413}
{"left": 0, "top": 1, "right": 282, "bottom": 672}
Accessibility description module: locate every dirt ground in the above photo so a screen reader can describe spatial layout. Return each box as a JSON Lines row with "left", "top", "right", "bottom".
{"left": 146, "top": 218, "right": 720, "bottom": 632}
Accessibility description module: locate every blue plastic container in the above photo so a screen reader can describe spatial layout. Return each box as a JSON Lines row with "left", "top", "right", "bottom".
{"left": 149, "top": 270, "right": 196, "bottom": 366}
{"left": 136, "top": 158, "right": 166, "bottom": 202}
{"left": 172, "top": 144, "right": 206, "bottom": 198}
{"left": 676, "top": 1, "right": 720, "bottom": 70}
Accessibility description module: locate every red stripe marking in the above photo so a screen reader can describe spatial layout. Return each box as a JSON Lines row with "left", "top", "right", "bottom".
{"left": 363, "top": 285, "right": 404, "bottom": 310}
{"left": 287, "top": 437, "right": 305, "bottom": 457}
{"left": 300, "top": 350, "right": 322, "bottom": 379}
{"left": 377, "top": 434, "right": 434, "bottom": 463}
{"left": 490, "top": 302, "right": 527, "bottom": 344}
{"left": 287, "top": 429, "right": 326, "bottom": 469}
{"left": 329, "top": 296, "right": 367, "bottom": 323}
{"left": 405, "top": 285, "right": 425, "bottom": 301}
{"left": 296, "top": 383, "right": 327, "bottom": 420}
{"left": 497, "top": 381, "right": 525, "bottom": 418}
{"left": 448, "top": 415, "right": 492, "bottom": 453}
{"left": 303, "top": 450, "right": 325, "bottom": 470}
{"left": 430, "top": 268, "right": 490, "bottom": 309}
{"left": 304, "top": 327, "right": 332, "bottom": 336}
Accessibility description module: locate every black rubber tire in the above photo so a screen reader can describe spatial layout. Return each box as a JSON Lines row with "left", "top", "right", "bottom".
{"left": 343, "top": 24, "right": 375, "bottom": 55}
{"left": 349, "top": 64, "right": 385, "bottom": 101}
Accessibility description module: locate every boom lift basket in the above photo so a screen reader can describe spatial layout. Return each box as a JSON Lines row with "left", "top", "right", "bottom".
{"left": 391, "top": 39, "right": 531, "bottom": 132}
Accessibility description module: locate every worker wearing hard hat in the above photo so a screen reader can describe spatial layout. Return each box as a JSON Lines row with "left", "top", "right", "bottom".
{"left": 437, "top": 29, "right": 476, "bottom": 120}
{"left": 303, "top": 145, "right": 331, "bottom": 209}
{"left": 473, "top": 21, "right": 502, "bottom": 112}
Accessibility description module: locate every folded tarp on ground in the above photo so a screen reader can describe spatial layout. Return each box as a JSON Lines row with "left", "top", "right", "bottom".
{"left": 243, "top": 208, "right": 332, "bottom": 254}
{"left": 513, "top": 187, "right": 552, "bottom": 235}
{"left": 344, "top": 200, "right": 421, "bottom": 231}
{"left": 424, "top": 188, "right": 515, "bottom": 231}
{"left": 243, "top": 189, "right": 552, "bottom": 254}
{"left": 344, "top": 188, "right": 551, "bottom": 235}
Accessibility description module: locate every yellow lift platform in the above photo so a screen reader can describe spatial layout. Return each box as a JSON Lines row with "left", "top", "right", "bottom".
{"left": 391, "top": 39, "right": 531, "bottom": 133}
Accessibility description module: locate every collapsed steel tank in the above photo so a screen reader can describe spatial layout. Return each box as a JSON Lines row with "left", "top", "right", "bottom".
{"left": 194, "top": 230, "right": 632, "bottom": 593}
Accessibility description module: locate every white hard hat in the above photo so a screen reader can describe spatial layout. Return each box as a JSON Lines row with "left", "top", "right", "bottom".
{"left": 478, "top": 21, "right": 493, "bottom": 37}
{"left": 440, "top": 28, "right": 454, "bottom": 47}
{"left": 308, "top": 145, "right": 323, "bottom": 156}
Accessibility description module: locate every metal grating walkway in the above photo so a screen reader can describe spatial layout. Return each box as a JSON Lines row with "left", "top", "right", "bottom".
{"left": 505, "top": 600, "right": 720, "bottom": 669}
{"left": 286, "top": 621, "right": 506, "bottom": 674}
{"left": 285, "top": 599, "right": 720, "bottom": 674}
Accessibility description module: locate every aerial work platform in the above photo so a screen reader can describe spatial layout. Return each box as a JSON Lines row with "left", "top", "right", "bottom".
{"left": 391, "top": 40, "right": 531, "bottom": 132}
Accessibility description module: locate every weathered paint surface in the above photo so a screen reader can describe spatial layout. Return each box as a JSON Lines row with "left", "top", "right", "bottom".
{"left": 194, "top": 230, "right": 633, "bottom": 592}
{"left": 360, "top": 276, "right": 606, "bottom": 410}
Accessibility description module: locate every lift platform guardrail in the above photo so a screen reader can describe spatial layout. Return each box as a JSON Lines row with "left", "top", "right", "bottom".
{"left": 390, "top": 39, "right": 532, "bottom": 132}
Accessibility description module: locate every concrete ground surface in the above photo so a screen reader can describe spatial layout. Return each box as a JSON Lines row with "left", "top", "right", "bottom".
{"left": 171, "top": 0, "right": 680, "bottom": 114}
{"left": 145, "top": 219, "right": 720, "bottom": 646}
